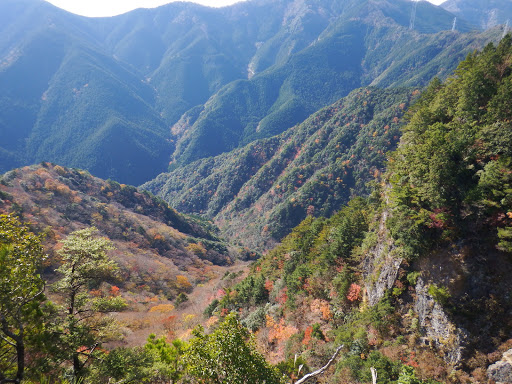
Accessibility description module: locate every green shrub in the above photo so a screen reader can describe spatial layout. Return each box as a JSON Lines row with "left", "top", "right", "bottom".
{"left": 428, "top": 284, "right": 451, "bottom": 306}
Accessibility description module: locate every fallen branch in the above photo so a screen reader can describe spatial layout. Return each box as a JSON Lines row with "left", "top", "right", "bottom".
{"left": 294, "top": 345, "right": 344, "bottom": 384}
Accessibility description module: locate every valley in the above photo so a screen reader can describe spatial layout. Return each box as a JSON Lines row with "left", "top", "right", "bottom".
{"left": 1, "top": 0, "right": 512, "bottom": 383}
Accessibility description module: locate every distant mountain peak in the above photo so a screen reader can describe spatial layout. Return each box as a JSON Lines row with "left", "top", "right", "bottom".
{"left": 441, "top": 0, "right": 512, "bottom": 30}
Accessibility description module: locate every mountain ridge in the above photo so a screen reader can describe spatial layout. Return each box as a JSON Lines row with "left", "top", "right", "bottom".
{"left": 0, "top": 162, "right": 249, "bottom": 293}
{"left": 441, "top": 0, "right": 512, "bottom": 31}
{"left": 0, "top": 0, "right": 496, "bottom": 184}
{"left": 142, "top": 86, "right": 418, "bottom": 250}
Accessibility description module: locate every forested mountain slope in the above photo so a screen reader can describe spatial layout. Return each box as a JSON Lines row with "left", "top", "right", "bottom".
{"left": 0, "top": 0, "right": 501, "bottom": 185}
{"left": 2, "top": 2, "right": 512, "bottom": 382}
{"left": 168, "top": 0, "right": 485, "bottom": 166}
{"left": 204, "top": 35, "right": 512, "bottom": 384}
{"left": 144, "top": 22, "right": 505, "bottom": 250}
{"left": 0, "top": 0, "right": 172, "bottom": 185}
{"left": 144, "top": 87, "right": 418, "bottom": 250}
{"left": 0, "top": 163, "right": 247, "bottom": 297}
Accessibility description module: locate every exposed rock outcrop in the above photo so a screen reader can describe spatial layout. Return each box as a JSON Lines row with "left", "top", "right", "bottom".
{"left": 363, "top": 209, "right": 402, "bottom": 306}
{"left": 414, "top": 277, "right": 467, "bottom": 367}
{"left": 487, "top": 349, "right": 512, "bottom": 384}
{"left": 363, "top": 204, "right": 468, "bottom": 367}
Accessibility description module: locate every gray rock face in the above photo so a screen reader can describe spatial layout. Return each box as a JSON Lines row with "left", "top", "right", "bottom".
{"left": 362, "top": 209, "right": 402, "bottom": 307}
{"left": 414, "top": 277, "right": 466, "bottom": 367}
{"left": 488, "top": 349, "right": 512, "bottom": 384}
{"left": 364, "top": 255, "right": 402, "bottom": 307}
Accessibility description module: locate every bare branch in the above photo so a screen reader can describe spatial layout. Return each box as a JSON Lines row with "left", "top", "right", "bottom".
{"left": 0, "top": 333, "right": 16, "bottom": 348}
{"left": 294, "top": 345, "right": 344, "bottom": 384}
{"left": 82, "top": 343, "right": 99, "bottom": 367}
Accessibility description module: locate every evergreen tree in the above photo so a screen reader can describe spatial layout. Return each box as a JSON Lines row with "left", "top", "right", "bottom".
{"left": 184, "top": 313, "right": 284, "bottom": 384}
{"left": 52, "top": 227, "right": 123, "bottom": 380}
{"left": 0, "top": 215, "right": 46, "bottom": 384}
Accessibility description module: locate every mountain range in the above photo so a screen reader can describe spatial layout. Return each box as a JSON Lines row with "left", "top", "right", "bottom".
{"left": 442, "top": 0, "right": 512, "bottom": 30}
{"left": 2, "top": 0, "right": 512, "bottom": 382}
{"left": 0, "top": 0, "right": 508, "bottom": 186}
{"left": 143, "top": 86, "right": 418, "bottom": 250}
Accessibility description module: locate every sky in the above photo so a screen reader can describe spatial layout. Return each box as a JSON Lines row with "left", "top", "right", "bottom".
{"left": 44, "top": 0, "right": 248, "bottom": 16}
{"left": 44, "top": 0, "right": 445, "bottom": 17}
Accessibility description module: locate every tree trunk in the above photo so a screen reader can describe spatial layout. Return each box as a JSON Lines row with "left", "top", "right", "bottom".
{"left": 15, "top": 333, "right": 24, "bottom": 384}
{"left": 0, "top": 315, "right": 24, "bottom": 384}
{"left": 294, "top": 345, "right": 343, "bottom": 384}
{"left": 73, "top": 352, "right": 82, "bottom": 381}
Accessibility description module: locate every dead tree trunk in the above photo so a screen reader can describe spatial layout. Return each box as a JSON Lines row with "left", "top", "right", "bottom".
{"left": 371, "top": 367, "right": 378, "bottom": 384}
{"left": 294, "top": 345, "right": 343, "bottom": 384}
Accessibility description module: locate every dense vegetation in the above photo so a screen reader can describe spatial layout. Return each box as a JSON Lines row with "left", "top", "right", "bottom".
{"left": 197, "top": 36, "right": 512, "bottom": 383}
{"left": 387, "top": 34, "right": 512, "bottom": 258}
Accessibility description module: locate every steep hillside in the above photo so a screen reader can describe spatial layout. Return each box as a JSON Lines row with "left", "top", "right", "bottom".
{"left": 0, "top": 163, "right": 251, "bottom": 300}
{"left": 441, "top": 0, "right": 512, "bottom": 30}
{"left": 170, "top": 0, "right": 486, "bottom": 166}
{"left": 204, "top": 36, "right": 512, "bottom": 383}
{"left": 131, "top": 28, "right": 512, "bottom": 384}
{"left": 0, "top": 0, "right": 173, "bottom": 185}
{"left": 144, "top": 87, "right": 418, "bottom": 250}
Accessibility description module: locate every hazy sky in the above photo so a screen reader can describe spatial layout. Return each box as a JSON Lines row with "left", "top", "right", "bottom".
{"left": 44, "top": 0, "right": 445, "bottom": 17}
